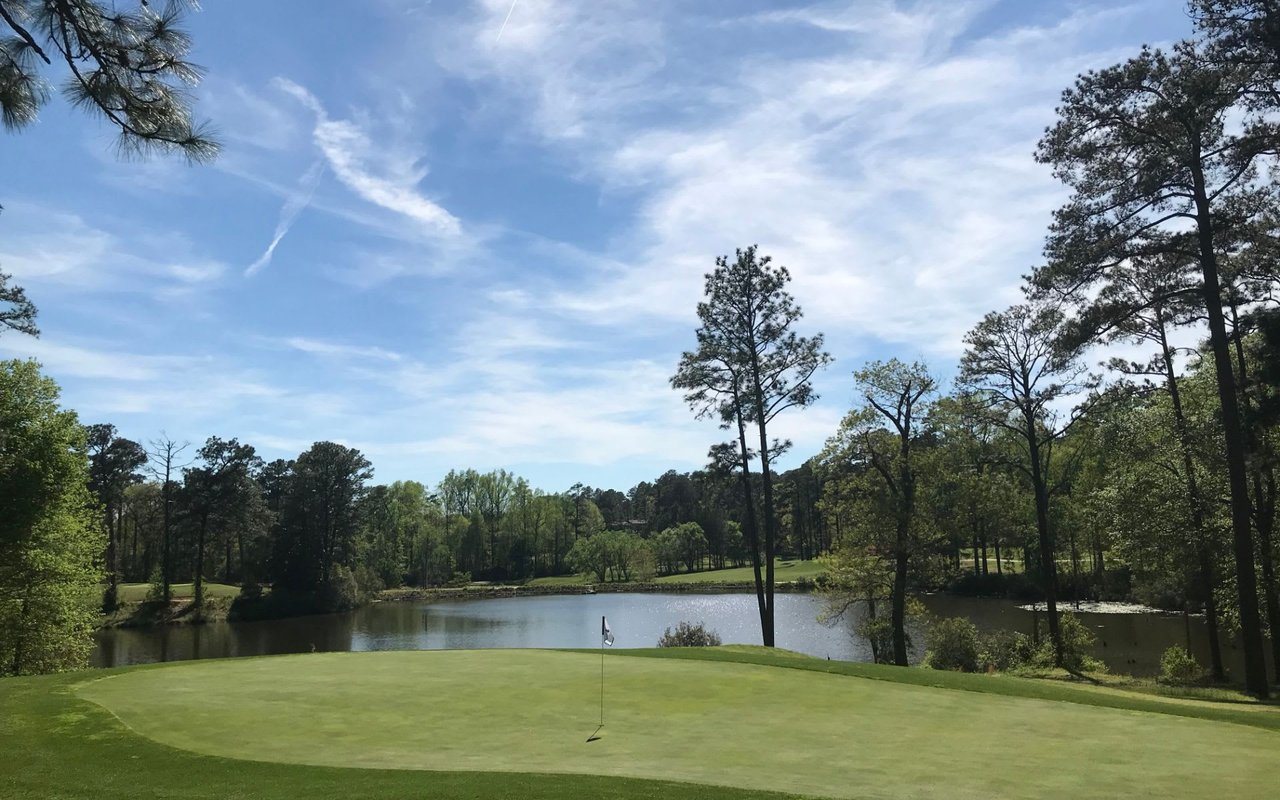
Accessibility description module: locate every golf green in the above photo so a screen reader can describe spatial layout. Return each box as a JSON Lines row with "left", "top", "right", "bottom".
{"left": 74, "top": 649, "right": 1280, "bottom": 799}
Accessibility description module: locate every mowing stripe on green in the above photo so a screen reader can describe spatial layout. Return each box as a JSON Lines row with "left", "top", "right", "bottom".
{"left": 74, "top": 649, "right": 1280, "bottom": 800}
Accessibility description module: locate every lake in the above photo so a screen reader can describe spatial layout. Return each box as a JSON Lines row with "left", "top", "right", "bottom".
{"left": 92, "top": 592, "right": 1265, "bottom": 677}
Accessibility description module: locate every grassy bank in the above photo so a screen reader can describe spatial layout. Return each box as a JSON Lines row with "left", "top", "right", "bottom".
{"left": 4, "top": 647, "right": 1277, "bottom": 799}
{"left": 100, "top": 583, "right": 242, "bottom": 628}
{"left": 114, "top": 582, "right": 242, "bottom": 603}
{"left": 526, "top": 558, "right": 824, "bottom": 588}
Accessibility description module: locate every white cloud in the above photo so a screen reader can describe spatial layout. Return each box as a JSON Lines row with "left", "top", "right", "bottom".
{"left": 431, "top": 0, "right": 1161, "bottom": 365}
{"left": 0, "top": 204, "right": 228, "bottom": 294}
{"left": 0, "top": 338, "right": 201, "bottom": 382}
{"left": 246, "top": 160, "right": 326, "bottom": 276}
{"left": 273, "top": 77, "right": 462, "bottom": 237}
{"left": 283, "top": 336, "right": 404, "bottom": 362}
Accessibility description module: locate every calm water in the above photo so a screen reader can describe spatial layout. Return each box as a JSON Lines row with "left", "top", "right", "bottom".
{"left": 92, "top": 592, "right": 1265, "bottom": 677}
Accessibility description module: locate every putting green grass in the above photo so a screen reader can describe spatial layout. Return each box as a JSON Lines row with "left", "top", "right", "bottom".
{"left": 65, "top": 649, "right": 1279, "bottom": 800}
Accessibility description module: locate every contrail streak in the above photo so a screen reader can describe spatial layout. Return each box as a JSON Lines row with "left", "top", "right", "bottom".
{"left": 246, "top": 161, "right": 325, "bottom": 277}
{"left": 496, "top": 0, "right": 518, "bottom": 43}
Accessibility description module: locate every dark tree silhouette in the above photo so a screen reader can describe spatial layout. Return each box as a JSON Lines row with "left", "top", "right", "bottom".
{"left": 0, "top": 0, "right": 218, "bottom": 160}
{"left": 672, "top": 245, "right": 831, "bottom": 646}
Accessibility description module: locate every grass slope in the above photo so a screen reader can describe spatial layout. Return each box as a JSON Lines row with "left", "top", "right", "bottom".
{"left": 527, "top": 559, "right": 824, "bottom": 587}
{"left": 57, "top": 649, "right": 1280, "bottom": 799}
{"left": 114, "top": 582, "right": 241, "bottom": 603}
{"left": 655, "top": 559, "right": 825, "bottom": 584}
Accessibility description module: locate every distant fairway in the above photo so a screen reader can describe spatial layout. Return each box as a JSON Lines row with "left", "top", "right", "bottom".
{"left": 655, "top": 559, "right": 825, "bottom": 584}
{"left": 526, "top": 558, "right": 825, "bottom": 587}
{"left": 72, "top": 649, "right": 1280, "bottom": 800}
{"left": 114, "top": 582, "right": 241, "bottom": 603}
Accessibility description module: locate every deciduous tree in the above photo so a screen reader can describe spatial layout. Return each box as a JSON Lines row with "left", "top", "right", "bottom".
{"left": 0, "top": 360, "right": 102, "bottom": 675}
{"left": 959, "top": 303, "right": 1092, "bottom": 667}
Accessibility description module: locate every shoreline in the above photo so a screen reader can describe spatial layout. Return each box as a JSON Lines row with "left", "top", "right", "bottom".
{"left": 376, "top": 578, "right": 818, "bottom": 603}
{"left": 96, "top": 579, "right": 820, "bottom": 630}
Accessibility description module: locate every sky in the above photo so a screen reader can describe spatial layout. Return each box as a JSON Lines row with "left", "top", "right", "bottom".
{"left": 0, "top": 0, "right": 1195, "bottom": 493}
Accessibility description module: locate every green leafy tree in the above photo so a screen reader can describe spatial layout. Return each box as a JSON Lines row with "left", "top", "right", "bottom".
{"left": 929, "top": 395, "right": 1028, "bottom": 578}
{"left": 1049, "top": 251, "right": 1229, "bottom": 677}
{"left": 271, "top": 442, "right": 372, "bottom": 597}
{"left": 824, "top": 359, "right": 935, "bottom": 665}
{"left": 671, "top": 245, "right": 831, "bottom": 647}
{"left": 0, "top": 360, "right": 103, "bottom": 676}
{"left": 1034, "top": 41, "right": 1276, "bottom": 695}
{"left": 817, "top": 548, "right": 896, "bottom": 664}
{"left": 181, "top": 436, "right": 262, "bottom": 607}
{"left": 85, "top": 422, "right": 145, "bottom": 610}
{"left": 959, "top": 303, "right": 1093, "bottom": 667}
{"left": 477, "top": 469, "right": 515, "bottom": 577}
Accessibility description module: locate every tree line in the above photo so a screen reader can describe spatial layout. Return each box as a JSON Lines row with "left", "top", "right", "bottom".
{"left": 665, "top": 1, "right": 1280, "bottom": 697}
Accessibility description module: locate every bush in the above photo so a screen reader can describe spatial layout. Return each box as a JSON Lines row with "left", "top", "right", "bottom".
{"left": 101, "top": 583, "right": 120, "bottom": 613}
{"left": 1028, "top": 612, "right": 1106, "bottom": 672}
{"left": 858, "top": 615, "right": 896, "bottom": 664}
{"left": 1158, "top": 646, "right": 1205, "bottom": 686}
{"left": 144, "top": 568, "right": 166, "bottom": 603}
{"left": 658, "top": 621, "right": 722, "bottom": 647}
{"left": 446, "top": 571, "right": 471, "bottom": 588}
{"left": 238, "top": 581, "right": 263, "bottom": 601}
{"left": 978, "top": 629, "right": 1035, "bottom": 672}
{"left": 923, "top": 617, "right": 980, "bottom": 672}
{"left": 319, "top": 564, "right": 361, "bottom": 612}
{"left": 1058, "top": 612, "right": 1106, "bottom": 672}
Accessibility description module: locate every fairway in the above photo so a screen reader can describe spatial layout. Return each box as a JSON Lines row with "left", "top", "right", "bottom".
{"left": 74, "top": 650, "right": 1280, "bottom": 799}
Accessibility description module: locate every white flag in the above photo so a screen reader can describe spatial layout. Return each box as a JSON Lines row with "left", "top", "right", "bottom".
{"left": 602, "top": 616, "right": 614, "bottom": 647}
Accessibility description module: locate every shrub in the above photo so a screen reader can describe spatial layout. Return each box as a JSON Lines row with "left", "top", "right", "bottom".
{"left": 1058, "top": 612, "right": 1106, "bottom": 672}
{"left": 1158, "top": 646, "right": 1205, "bottom": 686}
{"left": 238, "top": 581, "right": 263, "bottom": 601}
{"left": 353, "top": 564, "right": 385, "bottom": 596}
{"left": 979, "top": 629, "right": 1035, "bottom": 672}
{"left": 858, "top": 615, "right": 896, "bottom": 664}
{"left": 1028, "top": 612, "right": 1106, "bottom": 672}
{"left": 101, "top": 583, "right": 120, "bottom": 613}
{"left": 319, "top": 564, "right": 361, "bottom": 612}
{"left": 144, "top": 567, "right": 166, "bottom": 603}
{"left": 923, "top": 617, "right": 980, "bottom": 672}
{"left": 446, "top": 571, "right": 472, "bottom": 588}
{"left": 658, "top": 621, "right": 722, "bottom": 647}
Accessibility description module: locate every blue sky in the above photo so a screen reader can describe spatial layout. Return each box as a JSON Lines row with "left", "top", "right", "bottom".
{"left": 0, "top": 0, "right": 1192, "bottom": 492}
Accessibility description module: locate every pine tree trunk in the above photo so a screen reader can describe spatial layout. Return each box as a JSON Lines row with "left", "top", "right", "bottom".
{"left": 1191, "top": 161, "right": 1269, "bottom": 697}
{"left": 195, "top": 512, "right": 207, "bottom": 609}
{"left": 891, "top": 547, "right": 910, "bottom": 666}
{"left": 734, "top": 397, "right": 770, "bottom": 647}
{"left": 1160, "top": 310, "right": 1225, "bottom": 680}
{"left": 1027, "top": 429, "right": 1062, "bottom": 666}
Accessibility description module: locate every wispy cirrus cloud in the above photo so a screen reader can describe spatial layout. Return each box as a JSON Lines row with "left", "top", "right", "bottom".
{"left": 0, "top": 204, "right": 228, "bottom": 294}
{"left": 273, "top": 76, "right": 463, "bottom": 237}
{"left": 282, "top": 336, "right": 404, "bottom": 362}
{"left": 435, "top": 0, "right": 1164, "bottom": 359}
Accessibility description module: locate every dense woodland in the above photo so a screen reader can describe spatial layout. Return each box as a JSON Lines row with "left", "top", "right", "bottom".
{"left": 1, "top": 1, "right": 1280, "bottom": 699}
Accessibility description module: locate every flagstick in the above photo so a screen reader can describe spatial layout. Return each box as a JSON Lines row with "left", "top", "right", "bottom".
{"left": 600, "top": 632, "right": 605, "bottom": 728}
{"left": 588, "top": 615, "right": 606, "bottom": 742}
